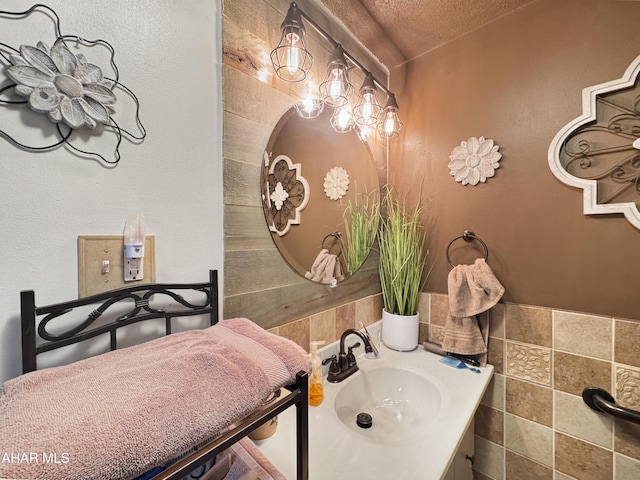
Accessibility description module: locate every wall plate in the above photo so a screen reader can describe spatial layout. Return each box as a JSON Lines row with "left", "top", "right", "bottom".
{"left": 78, "top": 235, "right": 156, "bottom": 297}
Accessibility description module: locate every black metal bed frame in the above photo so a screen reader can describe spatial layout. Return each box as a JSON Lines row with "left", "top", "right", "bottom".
{"left": 19, "top": 269, "right": 309, "bottom": 480}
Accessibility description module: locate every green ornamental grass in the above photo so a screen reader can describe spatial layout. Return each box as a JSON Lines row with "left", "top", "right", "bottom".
{"left": 343, "top": 191, "right": 380, "bottom": 275}
{"left": 378, "top": 189, "right": 427, "bottom": 316}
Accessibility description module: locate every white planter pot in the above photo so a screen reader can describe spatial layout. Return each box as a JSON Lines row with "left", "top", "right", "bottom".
{"left": 381, "top": 309, "right": 419, "bottom": 351}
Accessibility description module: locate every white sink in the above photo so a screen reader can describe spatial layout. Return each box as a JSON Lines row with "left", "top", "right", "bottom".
{"left": 334, "top": 367, "right": 441, "bottom": 443}
{"left": 256, "top": 322, "right": 494, "bottom": 480}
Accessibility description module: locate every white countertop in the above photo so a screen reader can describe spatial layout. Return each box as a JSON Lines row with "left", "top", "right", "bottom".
{"left": 256, "top": 339, "right": 493, "bottom": 480}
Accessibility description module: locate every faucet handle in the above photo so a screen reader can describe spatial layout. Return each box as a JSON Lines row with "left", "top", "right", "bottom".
{"left": 346, "top": 342, "right": 361, "bottom": 367}
{"left": 322, "top": 355, "right": 340, "bottom": 375}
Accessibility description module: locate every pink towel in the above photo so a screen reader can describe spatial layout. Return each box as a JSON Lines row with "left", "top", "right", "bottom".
{"left": 218, "top": 437, "right": 286, "bottom": 480}
{"left": 442, "top": 259, "right": 504, "bottom": 362}
{"left": 0, "top": 318, "right": 309, "bottom": 480}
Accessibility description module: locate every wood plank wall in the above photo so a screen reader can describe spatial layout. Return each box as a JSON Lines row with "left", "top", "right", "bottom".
{"left": 222, "top": 0, "right": 387, "bottom": 329}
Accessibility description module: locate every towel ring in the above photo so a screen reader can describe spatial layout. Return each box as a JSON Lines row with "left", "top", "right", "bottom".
{"left": 446, "top": 230, "right": 489, "bottom": 268}
{"left": 322, "top": 232, "right": 342, "bottom": 256}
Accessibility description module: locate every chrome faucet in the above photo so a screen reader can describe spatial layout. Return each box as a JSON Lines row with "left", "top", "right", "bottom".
{"left": 324, "top": 329, "right": 373, "bottom": 383}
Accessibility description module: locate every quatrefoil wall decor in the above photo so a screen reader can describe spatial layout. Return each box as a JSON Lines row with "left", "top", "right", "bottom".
{"left": 549, "top": 55, "right": 640, "bottom": 229}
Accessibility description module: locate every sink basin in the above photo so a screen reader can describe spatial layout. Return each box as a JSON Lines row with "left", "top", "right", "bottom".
{"left": 334, "top": 367, "right": 441, "bottom": 443}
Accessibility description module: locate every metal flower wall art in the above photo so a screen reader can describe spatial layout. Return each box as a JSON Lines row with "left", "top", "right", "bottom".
{"left": 448, "top": 136, "right": 502, "bottom": 186}
{"left": 262, "top": 152, "right": 310, "bottom": 236}
{"left": 323, "top": 166, "right": 350, "bottom": 200}
{"left": 0, "top": 4, "right": 145, "bottom": 165}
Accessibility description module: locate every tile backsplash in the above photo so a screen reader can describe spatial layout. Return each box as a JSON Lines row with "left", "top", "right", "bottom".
{"left": 270, "top": 292, "right": 640, "bottom": 480}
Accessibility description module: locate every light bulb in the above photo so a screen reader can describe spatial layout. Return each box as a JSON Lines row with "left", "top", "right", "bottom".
{"left": 270, "top": 4, "right": 312, "bottom": 82}
{"left": 330, "top": 106, "right": 354, "bottom": 133}
{"left": 353, "top": 73, "right": 382, "bottom": 125}
{"left": 377, "top": 94, "right": 403, "bottom": 139}
{"left": 319, "top": 45, "right": 353, "bottom": 107}
{"left": 283, "top": 33, "right": 300, "bottom": 75}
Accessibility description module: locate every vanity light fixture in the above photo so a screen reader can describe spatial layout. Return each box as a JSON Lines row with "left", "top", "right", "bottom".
{"left": 294, "top": 97, "right": 325, "bottom": 119}
{"left": 356, "top": 125, "right": 371, "bottom": 144}
{"left": 377, "top": 94, "right": 404, "bottom": 139}
{"left": 353, "top": 73, "right": 382, "bottom": 126}
{"left": 270, "top": 2, "right": 313, "bottom": 82}
{"left": 319, "top": 45, "right": 354, "bottom": 107}
{"left": 271, "top": 2, "right": 404, "bottom": 139}
{"left": 330, "top": 105, "right": 355, "bottom": 133}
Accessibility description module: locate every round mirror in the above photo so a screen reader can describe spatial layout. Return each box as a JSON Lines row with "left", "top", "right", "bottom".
{"left": 261, "top": 105, "right": 381, "bottom": 284}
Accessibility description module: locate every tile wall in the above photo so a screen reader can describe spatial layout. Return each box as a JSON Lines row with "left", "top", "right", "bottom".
{"left": 271, "top": 293, "right": 640, "bottom": 480}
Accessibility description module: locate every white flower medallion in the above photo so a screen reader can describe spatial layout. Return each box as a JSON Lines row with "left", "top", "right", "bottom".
{"left": 448, "top": 136, "right": 502, "bottom": 186}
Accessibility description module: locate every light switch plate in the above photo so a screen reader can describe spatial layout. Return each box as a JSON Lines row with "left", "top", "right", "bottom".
{"left": 78, "top": 235, "right": 156, "bottom": 297}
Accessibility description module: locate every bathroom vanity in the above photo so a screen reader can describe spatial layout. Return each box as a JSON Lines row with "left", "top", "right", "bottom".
{"left": 257, "top": 331, "right": 493, "bottom": 479}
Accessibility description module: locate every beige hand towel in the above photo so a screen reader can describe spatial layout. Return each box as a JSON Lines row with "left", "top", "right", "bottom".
{"left": 305, "top": 248, "right": 344, "bottom": 284}
{"left": 442, "top": 259, "right": 504, "bottom": 363}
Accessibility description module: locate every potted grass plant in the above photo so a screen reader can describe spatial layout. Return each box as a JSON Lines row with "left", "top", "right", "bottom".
{"left": 343, "top": 190, "right": 380, "bottom": 275}
{"left": 377, "top": 188, "right": 428, "bottom": 351}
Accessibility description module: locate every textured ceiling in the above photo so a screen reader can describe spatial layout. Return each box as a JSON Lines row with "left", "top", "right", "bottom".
{"left": 320, "top": 0, "right": 537, "bottom": 68}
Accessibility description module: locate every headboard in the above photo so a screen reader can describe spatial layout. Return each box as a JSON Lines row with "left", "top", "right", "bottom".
{"left": 21, "top": 269, "right": 219, "bottom": 373}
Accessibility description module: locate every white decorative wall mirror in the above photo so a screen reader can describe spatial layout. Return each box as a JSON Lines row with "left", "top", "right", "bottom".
{"left": 548, "top": 55, "right": 640, "bottom": 229}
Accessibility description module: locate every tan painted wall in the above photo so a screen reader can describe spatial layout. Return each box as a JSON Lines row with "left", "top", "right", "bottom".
{"left": 391, "top": 0, "right": 640, "bottom": 320}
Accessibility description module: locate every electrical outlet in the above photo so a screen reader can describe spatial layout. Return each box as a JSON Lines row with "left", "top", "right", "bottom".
{"left": 78, "top": 235, "right": 156, "bottom": 297}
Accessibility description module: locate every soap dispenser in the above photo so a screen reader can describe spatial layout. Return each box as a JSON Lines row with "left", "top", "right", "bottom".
{"left": 309, "top": 340, "right": 326, "bottom": 407}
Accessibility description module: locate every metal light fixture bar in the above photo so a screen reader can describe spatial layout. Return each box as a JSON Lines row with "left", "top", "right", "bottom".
{"left": 295, "top": 6, "right": 393, "bottom": 99}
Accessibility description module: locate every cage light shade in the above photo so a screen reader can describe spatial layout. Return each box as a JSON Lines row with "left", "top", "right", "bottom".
{"left": 319, "top": 45, "right": 354, "bottom": 107}
{"left": 270, "top": 3, "right": 313, "bottom": 82}
{"left": 353, "top": 73, "right": 382, "bottom": 126}
{"left": 330, "top": 106, "right": 355, "bottom": 133}
{"left": 294, "top": 97, "right": 325, "bottom": 119}
{"left": 377, "top": 94, "right": 404, "bottom": 139}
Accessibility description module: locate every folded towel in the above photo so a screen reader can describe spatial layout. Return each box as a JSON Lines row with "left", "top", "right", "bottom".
{"left": 0, "top": 318, "right": 309, "bottom": 480}
{"left": 442, "top": 258, "right": 504, "bottom": 364}
{"left": 305, "top": 248, "right": 344, "bottom": 284}
{"left": 219, "top": 437, "right": 286, "bottom": 480}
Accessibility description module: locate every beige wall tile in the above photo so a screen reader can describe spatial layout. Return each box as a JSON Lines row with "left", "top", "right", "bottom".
{"left": 372, "top": 293, "right": 383, "bottom": 321}
{"left": 554, "top": 310, "right": 612, "bottom": 360}
{"left": 355, "top": 296, "right": 374, "bottom": 326}
{"left": 489, "top": 303, "right": 505, "bottom": 339}
{"left": 481, "top": 373, "right": 505, "bottom": 410}
{"left": 505, "top": 304, "right": 552, "bottom": 347}
{"left": 614, "top": 419, "right": 640, "bottom": 461}
{"left": 504, "top": 413, "right": 553, "bottom": 467}
{"left": 505, "top": 341, "right": 551, "bottom": 386}
{"left": 473, "top": 436, "right": 505, "bottom": 480}
{"left": 278, "top": 317, "right": 310, "bottom": 351}
{"left": 615, "top": 319, "right": 640, "bottom": 368}
{"left": 430, "top": 293, "right": 449, "bottom": 326}
{"left": 488, "top": 337, "right": 504, "bottom": 374}
{"left": 471, "top": 470, "right": 494, "bottom": 480}
{"left": 554, "top": 351, "right": 612, "bottom": 396}
{"left": 615, "top": 453, "right": 640, "bottom": 480}
{"left": 505, "top": 450, "right": 553, "bottom": 480}
{"left": 555, "top": 432, "right": 613, "bottom": 480}
{"left": 418, "top": 321, "right": 429, "bottom": 344}
{"left": 505, "top": 377, "right": 552, "bottom": 427}
{"left": 417, "top": 292, "right": 430, "bottom": 323}
{"left": 309, "top": 309, "right": 336, "bottom": 345}
{"left": 554, "top": 473, "right": 576, "bottom": 480}
{"left": 475, "top": 404, "right": 504, "bottom": 445}
{"left": 616, "top": 366, "right": 640, "bottom": 410}
{"left": 336, "top": 302, "right": 355, "bottom": 333}
{"left": 554, "top": 390, "right": 613, "bottom": 449}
